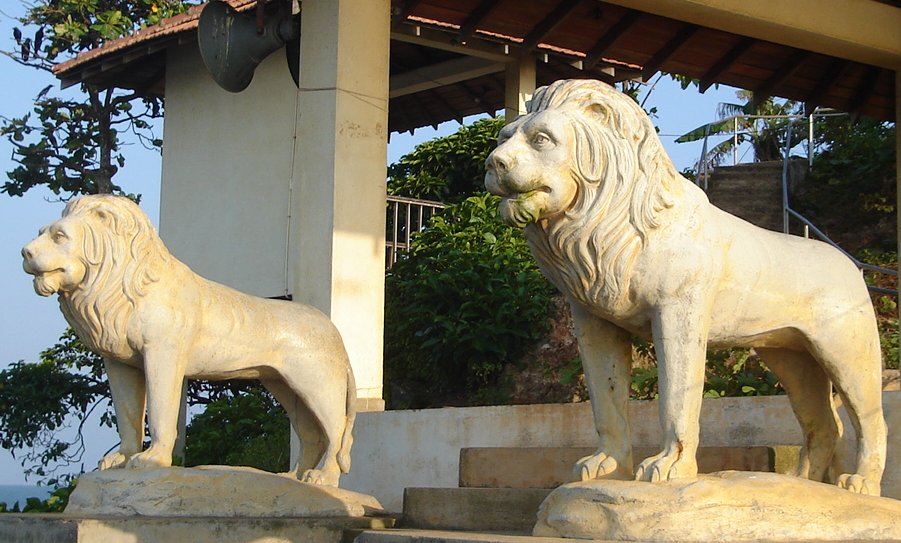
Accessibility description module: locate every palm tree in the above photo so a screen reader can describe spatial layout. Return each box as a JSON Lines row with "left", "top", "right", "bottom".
{"left": 677, "top": 91, "right": 804, "bottom": 169}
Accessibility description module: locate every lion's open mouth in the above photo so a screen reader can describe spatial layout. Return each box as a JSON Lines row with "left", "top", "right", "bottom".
{"left": 29, "top": 268, "right": 65, "bottom": 296}
{"left": 500, "top": 190, "right": 546, "bottom": 227}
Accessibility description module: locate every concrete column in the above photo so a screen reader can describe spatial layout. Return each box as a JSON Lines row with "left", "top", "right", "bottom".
{"left": 290, "top": 0, "right": 390, "bottom": 407}
{"left": 505, "top": 57, "right": 537, "bottom": 122}
{"left": 896, "top": 68, "right": 900, "bottom": 367}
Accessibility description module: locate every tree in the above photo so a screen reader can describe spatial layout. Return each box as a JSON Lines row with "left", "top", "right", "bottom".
{"left": 676, "top": 91, "right": 804, "bottom": 168}
{"left": 1, "top": 0, "right": 189, "bottom": 198}
{"left": 0, "top": 0, "right": 190, "bottom": 484}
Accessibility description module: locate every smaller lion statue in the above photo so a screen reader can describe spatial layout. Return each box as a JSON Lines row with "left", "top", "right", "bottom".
{"left": 22, "top": 194, "right": 355, "bottom": 486}
{"left": 485, "top": 79, "right": 886, "bottom": 495}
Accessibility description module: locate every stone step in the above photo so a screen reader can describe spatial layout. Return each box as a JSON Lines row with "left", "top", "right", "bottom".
{"left": 355, "top": 528, "right": 572, "bottom": 543}
{"left": 458, "top": 446, "right": 777, "bottom": 489}
{"left": 402, "top": 487, "right": 549, "bottom": 533}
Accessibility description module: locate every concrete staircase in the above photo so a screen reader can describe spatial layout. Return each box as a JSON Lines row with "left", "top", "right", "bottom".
{"left": 378, "top": 445, "right": 780, "bottom": 538}
{"left": 705, "top": 160, "right": 803, "bottom": 232}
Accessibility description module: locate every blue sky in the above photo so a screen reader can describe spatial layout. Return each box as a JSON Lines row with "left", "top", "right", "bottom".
{"left": 0, "top": 2, "right": 742, "bottom": 485}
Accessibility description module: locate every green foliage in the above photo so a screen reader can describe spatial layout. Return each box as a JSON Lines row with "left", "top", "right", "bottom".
{"left": 627, "top": 347, "right": 784, "bottom": 401}
{"left": 388, "top": 117, "right": 504, "bottom": 201}
{"left": 2, "top": 0, "right": 190, "bottom": 198}
{"left": 184, "top": 388, "right": 290, "bottom": 472}
{"left": 385, "top": 193, "right": 556, "bottom": 408}
{"left": 677, "top": 92, "right": 804, "bottom": 166}
{"left": 0, "top": 482, "right": 75, "bottom": 513}
{"left": 0, "top": 330, "right": 110, "bottom": 485}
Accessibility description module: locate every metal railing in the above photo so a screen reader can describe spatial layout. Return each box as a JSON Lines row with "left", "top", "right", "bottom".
{"left": 386, "top": 194, "right": 445, "bottom": 269}
{"left": 693, "top": 112, "right": 896, "bottom": 297}
{"left": 777, "top": 120, "right": 898, "bottom": 297}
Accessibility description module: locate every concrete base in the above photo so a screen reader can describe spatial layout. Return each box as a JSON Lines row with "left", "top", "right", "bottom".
{"left": 66, "top": 466, "right": 385, "bottom": 518}
{"left": 0, "top": 514, "right": 393, "bottom": 543}
{"left": 402, "top": 487, "right": 549, "bottom": 533}
{"left": 534, "top": 471, "right": 901, "bottom": 541}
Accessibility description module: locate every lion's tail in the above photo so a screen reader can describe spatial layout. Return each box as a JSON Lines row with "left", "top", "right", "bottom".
{"left": 338, "top": 361, "right": 356, "bottom": 474}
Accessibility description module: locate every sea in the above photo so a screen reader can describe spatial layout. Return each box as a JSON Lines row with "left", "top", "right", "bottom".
{"left": 0, "top": 485, "right": 53, "bottom": 509}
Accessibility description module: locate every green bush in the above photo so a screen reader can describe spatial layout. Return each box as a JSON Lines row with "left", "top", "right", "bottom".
{"left": 385, "top": 193, "right": 556, "bottom": 408}
{"left": 184, "top": 388, "right": 289, "bottom": 472}
{"left": 0, "top": 483, "right": 74, "bottom": 513}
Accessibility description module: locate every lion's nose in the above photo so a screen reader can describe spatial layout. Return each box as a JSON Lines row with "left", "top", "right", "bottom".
{"left": 488, "top": 152, "right": 511, "bottom": 174}
{"left": 22, "top": 245, "right": 33, "bottom": 260}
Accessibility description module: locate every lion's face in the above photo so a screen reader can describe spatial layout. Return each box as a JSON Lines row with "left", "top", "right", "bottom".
{"left": 485, "top": 108, "right": 579, "bottom": 228}
{"left": 22, "top": 216, "right": 88, "bottom": 297}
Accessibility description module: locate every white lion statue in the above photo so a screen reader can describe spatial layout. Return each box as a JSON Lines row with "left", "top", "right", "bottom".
{"left": 22, "top": 194, "right": 355, "bottom": 486}
{"left": 485, "top": 79, "right": 886, "bottom": 495}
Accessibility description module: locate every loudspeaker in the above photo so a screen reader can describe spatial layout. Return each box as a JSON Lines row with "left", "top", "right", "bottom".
{"left": 198, "top": 0, "right": 299, "bottom": 93}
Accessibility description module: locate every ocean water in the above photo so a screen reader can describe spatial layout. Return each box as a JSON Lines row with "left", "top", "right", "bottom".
{"left": 0, "top": 485, "right": 53, "bottom": 509}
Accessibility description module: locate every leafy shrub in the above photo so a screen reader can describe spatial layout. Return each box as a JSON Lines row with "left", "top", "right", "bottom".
{"left": 384, "top": 193, "right": 556, "bottom": 408}
{"left": 184, "top": 388, "right": 289, "bottom": 472}
{"left": 0, "top": 483, "right": 74, "bottom": 513}
{"left": 388, "top": 117, "right": 504, "bottom": 201}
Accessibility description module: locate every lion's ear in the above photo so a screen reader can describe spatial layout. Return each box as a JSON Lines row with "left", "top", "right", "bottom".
{"left": 583, "top": 101, "right": 609, "bottom": 125}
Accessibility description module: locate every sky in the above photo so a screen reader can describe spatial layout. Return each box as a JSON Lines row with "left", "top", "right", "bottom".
{"left": 0, "top": 3, "right": 743, "bottom": 486}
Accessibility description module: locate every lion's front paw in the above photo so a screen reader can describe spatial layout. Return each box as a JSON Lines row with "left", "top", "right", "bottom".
{"left": 125, "top": 447, "right": 172, "bottom": 470}
{"left": 98, "top": 451, "right": 129, "bottom": 470}
{"left": 301, "top": 469, "right": 339, "bottom": 487}
{"left": 574, "top": 451, "right": 629, "bottom": 481}
{"left": 635, "top": 450, "right": 697, "bottom": 482}
{"left": 837, "top": 473, "right": 880, "bottom": 496}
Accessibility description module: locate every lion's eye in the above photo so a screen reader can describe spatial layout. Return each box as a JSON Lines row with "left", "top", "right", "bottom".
{"left": 532, "top": 133, "right": 551, "bottom": 146}
{"left": 52, "top": 230, "right": 67, "bottom": 243}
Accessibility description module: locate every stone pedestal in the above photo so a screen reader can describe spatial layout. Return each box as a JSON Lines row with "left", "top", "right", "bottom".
{"left": 65, "top": 466, "right": 385, "bottom": 517}
{"left": 0, "top": 466, "right": 395, "bottom": 543}
{"left": 534, "top": 471, "right": 901, "bottom": 541}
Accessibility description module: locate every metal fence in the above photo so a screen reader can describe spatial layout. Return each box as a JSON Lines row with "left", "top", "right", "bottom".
{"left": 386, "top": 195, "right": 445, "bottom": 269}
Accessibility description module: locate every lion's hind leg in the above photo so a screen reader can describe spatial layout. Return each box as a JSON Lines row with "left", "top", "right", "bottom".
{"left": 262, "top": 378, "right": 326, "bottom": 478}
{"left": 265, "top": 365, "right": 349, "bottom": 487}
{"left": 809, "top": 333, "right": 886, "bottom": 496}
{"left": 756, "top": 347, "right": 840, "bottom": 483}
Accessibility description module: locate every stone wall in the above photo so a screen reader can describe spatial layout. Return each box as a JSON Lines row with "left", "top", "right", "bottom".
{"left": 341, "top": 392, "right": 900, "bottom": 510}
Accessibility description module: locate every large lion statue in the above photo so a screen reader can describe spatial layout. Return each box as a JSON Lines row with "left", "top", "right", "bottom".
{"left": 485, "top": 79, "right": 886, "bottom": 495}
{"left": 22, "top": 194, "right": 355, "bottom": 486}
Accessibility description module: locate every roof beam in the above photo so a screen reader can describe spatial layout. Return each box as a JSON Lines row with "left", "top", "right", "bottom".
{"left": 641, "top": 24, "right": 699, "bottom": 80}
{"left": 391, "top": 0, "right": 424, "bottom": 29}
{"left": 752, "top": 49, "right": 809, "bottom": 106}
{"left": 390, "top": 56, "right": 505, "bottom": 98}
{"left": 520, "top": 0, "right": 584, "bottom": 55}
{"left": 584, "top": 10, "right": 641, "bottom": 69}
{"left": 458, "top": 0, "right": 503, "bottom": 44}
{"left": 392, "top": 23, "right": 515, "bottom": 63}
{"left": 848, "top": 66, "right": 882, "bottom": 115}
{"left": 699, "top": 37, "right": 754, "bottom": 92}
{"left": 600, "top": 0, "right": 901, "bottom": 70}
{"left": 805, "top": 57, "right": 850, "bottom": 107}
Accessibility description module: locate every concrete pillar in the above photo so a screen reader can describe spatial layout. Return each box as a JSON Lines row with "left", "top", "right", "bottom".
{"left": 505, "top": 57, "right": 537, "bottom": 122}
{"left": 896, "top": 68, "right": 900, "bottom": 367}
{"left": 291, "top": 0, "right": 390, "bottom": 408}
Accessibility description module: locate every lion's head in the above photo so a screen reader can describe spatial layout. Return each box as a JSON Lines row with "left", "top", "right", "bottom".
{"left": 22, "top": 194, "right": 171, "bottom": 357}
{"left": 485, "top": 79, "right": 685, "bottom": 307}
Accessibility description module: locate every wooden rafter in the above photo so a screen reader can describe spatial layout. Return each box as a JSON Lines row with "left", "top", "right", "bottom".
{"left": 458, "top": 0, "right": 503, "bottom": 44}
{"left": 520, "top": 0, "right": 584, "bottom": 54}
{"left": 641, "top": 24, "right": 699, "bottom": 81}
{"left": 752, "top": 49, "right": 809, "bottom": 106}
{"left": 848, "top": 66, "right": 882, "bottom": 114}
{"left": 391, "top": 0, "right": 424, "bottom": 29}
{"left": 584, "top": 10, "right": 641, "bottom": 69}
{"left": 805, "top": 57, "right": 850, "bottom": 107}
{"left": 699, "top": 37, "right": 755, "bottom": 92}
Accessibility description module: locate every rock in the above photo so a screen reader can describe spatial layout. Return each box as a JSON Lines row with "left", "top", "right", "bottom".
{"left": 65, "top": 466, "right": 385, "bottom": 518}
{"left": 533, "top": 471, "right": 901, "bottom": 541}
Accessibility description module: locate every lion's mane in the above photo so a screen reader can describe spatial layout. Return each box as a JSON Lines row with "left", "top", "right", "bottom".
{"left": 523, "top": 79, "right": 684, "bottom": 309}
{"left": 59, "top": 195, "right": 172, "bottom": 358}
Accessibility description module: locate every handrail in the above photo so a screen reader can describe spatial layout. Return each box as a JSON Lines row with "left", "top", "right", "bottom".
{"left": 385, "top": 194, "right": 445, "bottom": 269}
{"left": 777, "top": 119, "right": 897, "bottom": 297}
